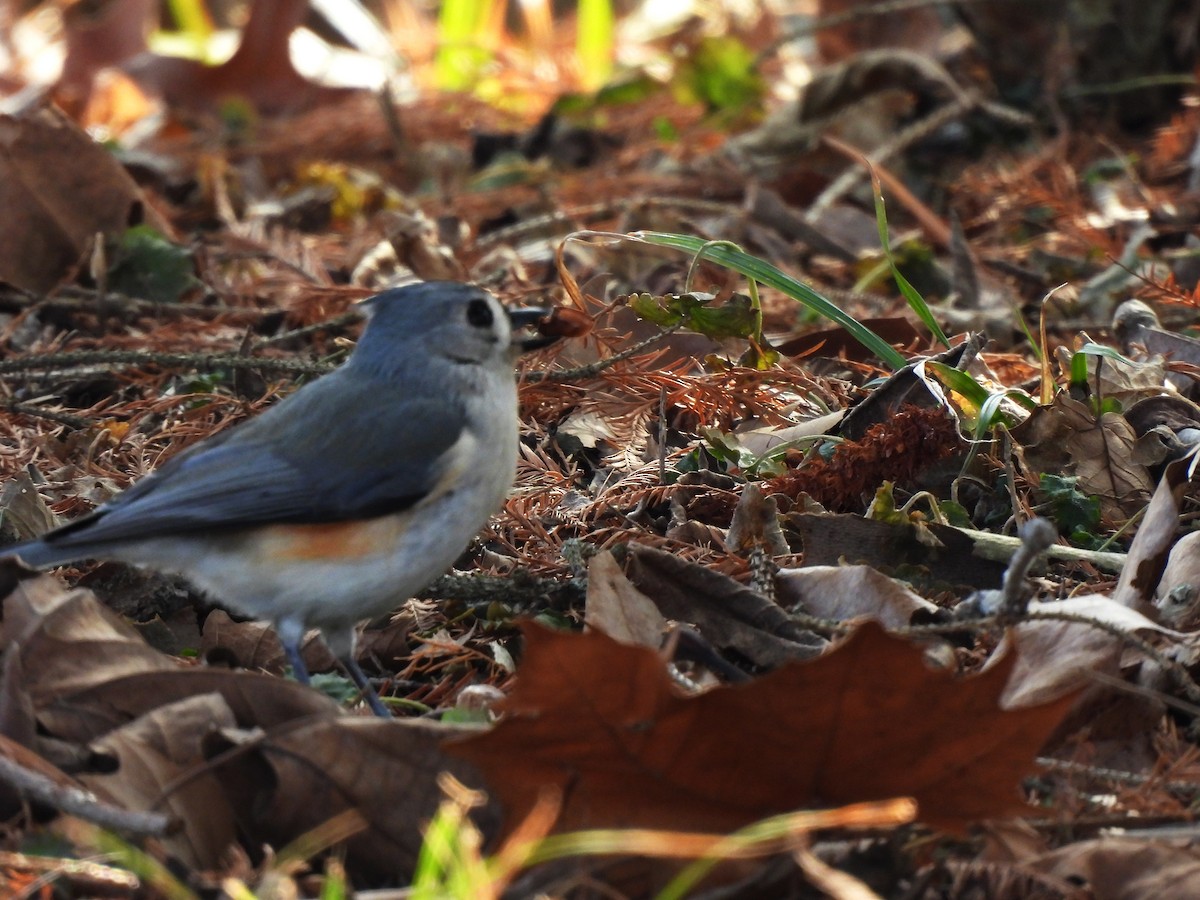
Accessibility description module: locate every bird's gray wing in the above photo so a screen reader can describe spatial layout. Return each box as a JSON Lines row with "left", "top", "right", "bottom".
{"left": 41, "top": 377, "right": 466, "bottom": 548}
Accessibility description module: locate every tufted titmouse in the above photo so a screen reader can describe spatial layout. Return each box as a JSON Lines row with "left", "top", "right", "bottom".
{"left": 4, "top": 281, "right": 555, "bottom": 716}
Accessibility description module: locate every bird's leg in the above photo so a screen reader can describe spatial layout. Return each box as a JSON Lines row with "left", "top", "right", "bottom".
{"left": 325, "top": 624, "right": 392, "bottom": 717}
{"left": 340, "top": 654, "right": 393, "bottom": 718}
{"left": 276, "top": 617, "right": 312, "bottom": 684}
{"left": 281, "top": 619, "right": 392, "bottom": 716}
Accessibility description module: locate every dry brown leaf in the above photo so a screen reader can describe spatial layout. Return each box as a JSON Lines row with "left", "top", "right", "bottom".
{"left": 1155, "top": 530, "right": 1200, "bottom": 627}
{"left": 1030, "top": 837, "right": 1200, "bottom": 899}
{"left": 772, "top": 318, "right": 923, "bottom": 363}
{"left": 209, "top": 717, "right": 496, "bottom": 884}
{"left": 448, "top": 620, "right": 1080, "bottom": 836}
{"left": 1113, "top": 454, "right": 1194, "bottom": 610}
{"left": 61, "top": 0, "right": 346, "bottom": 117}
{"left": 585, "top": 550, "right": 666, "bottom": 648}
{"left": 788, "top": 513, "right": 1009, "bottom": 589}
{"left": 137, "top": 4, "right": 347, "bottom": 114}
{"left": 78, "top": 694, "right": 239, "bottom": 868}
{"left": 1017, "top": 394, "right": 1153, "bottom": 521}
{"left": 626, "top": 545, "right": 825, "bottom": 667}
{"left": 996, "top": 609, "right": 1124, "bottom": 709}
{"left": 1, "top": 573, "right": 177, "bottom": 698}
{"left": 0, "top": 574, "right": 341, "bottom": 742}
{"left": 38, "top": 668, "right": 342, "bottom": 744}
{"left": 1058, "top": 344, "right": 1171, "bottom": 407}
{"left": 0, "top": 103, "right": 142, "bottom": 293}
{"left": 200, "top": 609, "right": 336, "bottom": 676}
{"left": 355, "top": 613, "right": 418, "bottom": 673}
{"left": 998, "top": 598, "right": 1172, "bottom": 770}
{"left": 0, "top": 473, "right": 59, "bottom": 545}
{"left": 0, "top": 649, "right": 37, "bottom": 752}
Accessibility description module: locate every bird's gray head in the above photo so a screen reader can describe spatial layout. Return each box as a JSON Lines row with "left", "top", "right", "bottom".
{"left": 352, "top": 282, "right": 543, "bottom": 376}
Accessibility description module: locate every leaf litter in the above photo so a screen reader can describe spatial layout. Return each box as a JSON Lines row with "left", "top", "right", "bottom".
{"left": 1, "top": 2, "right": 1200, "bottom": 897}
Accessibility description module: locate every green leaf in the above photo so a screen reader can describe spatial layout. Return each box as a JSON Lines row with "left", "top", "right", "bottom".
{"left": 939, "top": 499, "right": 972, "bottom": 527}
{"left": 1070, "top": 350, "right": 1090, "bottom": 388}
{"left": 597, "top": 74, "right": 662, "bottom": 106}
{"left": 700, "top": 428, "right": 788, "bottom": 477}
{"left": 1068, "top": 342, "right": 1132, "bottom": 395}
{"left": 627, "top": 291, "right": 758, "bottom": 339}
{"left": 866, "top": 481, "right": 904, "bottom": 525}
{"left": 673, "top": 36, "right": 765, "bottom": 114}
{"left": 653, "top": 115, "right": 679, "bottom": 141}
{"left": 628, "top": 291, "right": 683, "bottom": 326}
{"left": 739, "top": 341, "right": 781, "bottom": 370}
{"left": 634, "top": 232, "right": 909, "bottom": 370}
{"left": 688, "top": 295, "right": 757, "bottom": 339}
{"left": 107, "top": 225, "right": 198, "bottom": 304}
{"left": 1039, "top": 473, "right": 1102, "bottom": 537}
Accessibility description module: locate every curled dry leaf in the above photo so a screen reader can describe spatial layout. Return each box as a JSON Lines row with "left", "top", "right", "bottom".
{"left": 33, "top": 667, "right": 343, "bottom": 743}
{"left": 0, "top": 574, "right": 340, "bottom": 744}
{"left": 775, "top": 564, "right": 939, "bottom": 628}
{"left": 77, "top": 694, "right": 239, "bottom": 869}
{"left": 626, "top": 545, "right": 825, "bottom": 667}
{"left": 0, "top": 473, "right": 59, "bottom": 545}
{"left": 1155, "top": 530, "right": 1200, "bottom": 628}
{"left": 1113, "top": 454, "right": 1194, "bottom": 610}
{"left": 201, "top": 609, "right": 337, "bottom": 676}
{"left": 0, "top": 573, "right": 176, "bottom": 699}
{"left": 996, "top": 595, "right": 1183, "bottom": 709}
{"left": 209, "top": 717, "right": 497, "bottom": 884}
{"left": 539, "top": 305, "right": 595, "bottom": 338}
{"left": 448, "top": 620, "right": 1081, "bottom": 837}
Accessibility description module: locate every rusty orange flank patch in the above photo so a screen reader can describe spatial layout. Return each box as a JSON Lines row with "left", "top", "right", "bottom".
{"left": 253, "top": 516, "right": 407, "bottom": 561}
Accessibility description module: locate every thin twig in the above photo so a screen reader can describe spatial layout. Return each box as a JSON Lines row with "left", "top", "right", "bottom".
{"left": 472, "top": 197, "right": 740, "bottom": 252}
{"left": 0, "top": 286, "right": 265, "bottom": 321}
{"left": 0, "top": 850, "right": 140, "bottom": 898}
{"left": 1024, "top": 609, "right": 1200, "bottom": 705}
{"left": 806, "top": 93, "right": 1033, "bottom": 225}
{"left": 3, "top": 400, "right": 92, "bottom": 429}
{"left": 0, "top": 754, "right": 172, "bottom": 837}
{"left": 0, "top": 350, "right": 335, "bottom": 379}
{"left": 251, "top": 310, "right": 361, "bottom": 349}
{"left": 526, "top": 323, "right": 685, "bottom": 383}
{"left": 766, "top": 0, "right": 1042, "bottom": 55}
{"left": 1036, "top": 757, "right": 1200, "bottom": 795}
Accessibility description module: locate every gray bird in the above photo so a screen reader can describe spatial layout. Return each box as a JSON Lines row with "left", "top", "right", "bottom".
{"left": 3, "top": 281, "right": 554, "bottom": 716}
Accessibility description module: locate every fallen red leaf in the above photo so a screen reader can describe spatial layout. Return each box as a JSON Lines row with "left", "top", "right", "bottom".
{"left": 449, "top": 620, "right": 1079, "bottom": 836}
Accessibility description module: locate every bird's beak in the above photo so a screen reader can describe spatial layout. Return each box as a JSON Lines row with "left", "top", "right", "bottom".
{"left": 508, "top": 306, "right": 558, "bottom": 352}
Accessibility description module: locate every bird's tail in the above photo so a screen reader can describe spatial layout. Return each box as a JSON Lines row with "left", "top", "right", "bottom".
{"left": 1, "top": 540, "right": 77, "bottom": 570}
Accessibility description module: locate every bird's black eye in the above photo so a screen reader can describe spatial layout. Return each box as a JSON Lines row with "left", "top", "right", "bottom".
{"left": 467, "top": 299, "right": 494, "bottom": 328}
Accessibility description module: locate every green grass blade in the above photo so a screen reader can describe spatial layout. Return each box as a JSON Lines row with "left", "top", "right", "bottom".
{"left": 921, "top": 360, "right": 991, "bottom": 408}
{"left": 435, "top": 0, "right": 494, "bottom": 91}
{"left": 577, "top": 0, "right": 615, "bottom": 91}
{"left": 1075, "top": 343, "right": 1132, "bottom": 364}
{"left": 635, "top": 231, "right": 908, "bottom": 370}
{"left": 870, "top": 177, "right": 950, "bottom": 348}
